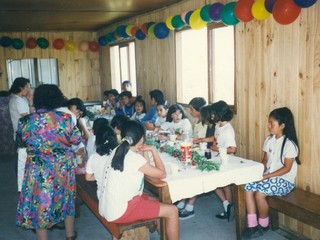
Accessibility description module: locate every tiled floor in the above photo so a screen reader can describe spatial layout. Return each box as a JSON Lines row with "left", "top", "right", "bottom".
{"left": 0, "top": 154, "right": 303, "bottom": 240}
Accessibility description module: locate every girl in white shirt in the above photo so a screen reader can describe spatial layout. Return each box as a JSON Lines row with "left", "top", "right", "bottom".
{"left": 86, "top": 118, "right": 109, "bottom": 158}
{"left": 99, "top": 120, "right": 179, "bottom": 240}
{"left": 243, "top": 107, "right": 300, "bottom": 239}
{"left": 130, "top": 96, "right": 146, "bottom": 121}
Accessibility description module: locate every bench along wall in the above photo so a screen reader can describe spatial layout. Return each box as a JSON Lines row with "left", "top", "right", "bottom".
{"left": 0, "top": 32, "right": 101, "bottom": 101}
{"left": 99, "top": 0, "right": 320, "bottom": 238}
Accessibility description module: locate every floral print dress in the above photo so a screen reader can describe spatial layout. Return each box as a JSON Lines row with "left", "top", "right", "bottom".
{"left": 16, "top": 109, "right": 82, "bottom": 229}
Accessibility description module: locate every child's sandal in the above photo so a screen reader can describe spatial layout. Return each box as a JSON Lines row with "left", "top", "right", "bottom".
{"left": 66, "top": 231, "right": 77, "bottom": 240}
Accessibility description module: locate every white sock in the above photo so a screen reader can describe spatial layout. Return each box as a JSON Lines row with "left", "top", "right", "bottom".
{"left": 185, "top": 204, "right": 194, "bottom": 212}
{"left": 223, "top": 200, "right": 230, "bottom": 212}
{"left": 176, "top": 200, "right": 185, "bottom": 209}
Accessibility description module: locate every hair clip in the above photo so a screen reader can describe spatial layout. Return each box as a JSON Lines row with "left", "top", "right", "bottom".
{"left": 121, "top": 136, "right": 133, "bottom": 145}
{"left": 104, "top": 139, "right": 109, "bottom": 144}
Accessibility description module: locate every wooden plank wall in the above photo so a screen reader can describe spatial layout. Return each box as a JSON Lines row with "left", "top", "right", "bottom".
{"left": 0, "top": 32, "right": 101, "bottom": 101}
{"left": 98, "top": 0, "right": 320, "bottom": 238}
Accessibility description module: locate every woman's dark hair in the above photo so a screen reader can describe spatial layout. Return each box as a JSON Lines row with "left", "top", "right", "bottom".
{"left": 269, "top": 107, "right": 300, "bottom": 165}
{"left": 149, "top": 89, "right": 164, "bottom": 103}
{"left": 67, "top": 98, "right": 86, "bottom": 112}
{"left": 200, "top": 105, "right": 215, "bottom": 125}
{"left": 189, "top": 97, "right": 206, "bottom": 111}
{"left": 95, "top": 125, "right": 118, "bottom": 156}
{"left": 157, "top": 100, "right": 169, "bottom": 110}
{"left": 92, "top": 118, "right": 109, "bottom": 135}
{"left": 134, "top": 96, "right": 147, "bottom": 113}
{"left": 9, "top": 77, "right": 30, "bottom": 94}
{"left": 110, "top": 115, "right": 129, "bottom": 130}
{"left": 166, "top": 103, "right": 187, "bottom": 122}
{"left": 211, "top": 100, "right": 233, "bottom": 123}
{"left": 111, "top": 120, "right": 145, "bottom": 171}
{"left": 33, "top": 84, "right": 65, "bottom": 110}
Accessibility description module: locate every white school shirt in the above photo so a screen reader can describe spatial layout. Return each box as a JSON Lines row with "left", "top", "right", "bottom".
{"left": 161, "top": 118, "right": 193, "bottom": 138}
{"left": 86, "top": 133, "right": 96, "bottom": 158}
{"left": 154, "top": 116, "right": 166, "bottom": 127}
{"left": 9, "top": 95, "right": 30, "bottom": 140}
{"left": 131, "top": 112, "right": 146, "bottom": 121}
{"left": 214, "top": 122, "right": 236, "bottom": 148}
{"left": 86, "top": 152, "right": 114, "bottom": 200}
{"left": 99, "top": 149, "right": 146, "bottom": 221}
{"left": 263, "top": 135, "right": 298, "bottom": 184}
{"left": 193, "top": 121, "right": 207, "bottom": 138}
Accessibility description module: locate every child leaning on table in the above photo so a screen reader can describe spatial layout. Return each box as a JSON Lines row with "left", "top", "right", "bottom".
{"left": 85, "top": 125, "right": 118, "bottom": 200}
{"left": 99, "top": 120, "right": 179, "bottom": 240}
{"left": 86, "top": 118, "right": 109, "bottom": 158}
{"left": 243, "top": 107, "right": 300, "bottom": 239}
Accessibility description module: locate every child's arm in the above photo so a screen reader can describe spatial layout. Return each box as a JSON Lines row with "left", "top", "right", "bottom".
{"left": 85, "top": 173, "right": 95, "bottom": 181}
{"left": 262, "top": 157, "right": 295, "bottom": 180}
{"left": 261, "top": 152, "right": 268, "bottom": 172}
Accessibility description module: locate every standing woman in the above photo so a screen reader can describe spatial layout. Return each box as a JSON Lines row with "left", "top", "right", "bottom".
{"left": 16, "top": 84, "right": 82, "bottom": 240}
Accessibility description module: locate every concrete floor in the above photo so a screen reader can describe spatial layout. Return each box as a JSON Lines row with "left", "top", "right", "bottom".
{"left": 0, "top": 154, "right": 304, "bottom": 240}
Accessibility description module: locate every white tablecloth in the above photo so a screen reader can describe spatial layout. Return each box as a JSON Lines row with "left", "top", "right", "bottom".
{"left": 159, "top": 152, "right": 264, "bottom": 203}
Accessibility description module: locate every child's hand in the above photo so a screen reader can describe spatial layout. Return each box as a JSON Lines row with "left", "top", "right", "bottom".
{"left": 193, "top": 138, "right": 201, "bottom": 144}
{"left": 137, "top": 144, "right": 155, "bottom": 152}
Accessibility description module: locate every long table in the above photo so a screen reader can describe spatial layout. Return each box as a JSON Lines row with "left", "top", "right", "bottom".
{"left": 144, "top": 152, "right": 264, "bottom": 240}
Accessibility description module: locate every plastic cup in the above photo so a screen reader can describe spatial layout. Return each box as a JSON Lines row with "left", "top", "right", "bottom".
{"left": 219, "top": 147, "right": 229, "bottom": 166}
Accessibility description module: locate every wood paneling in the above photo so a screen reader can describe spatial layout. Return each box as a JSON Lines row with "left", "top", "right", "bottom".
{"left": 0, "top": 32, "right": 101, "bottom": 101}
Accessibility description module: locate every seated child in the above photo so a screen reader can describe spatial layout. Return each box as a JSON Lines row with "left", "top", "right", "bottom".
{"left": 118, "top": 91, "right": 135, "bottom": 118}
{"left": 86, "top": 118, "right": 109, "bottom": 158}
{"left": 130, "top": 96, "right": 146, "bottom": 121}
{"left": 110, "top": 115, "right": 130, "bottom": 143}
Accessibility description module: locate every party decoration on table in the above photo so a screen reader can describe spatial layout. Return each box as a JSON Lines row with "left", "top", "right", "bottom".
{"left": 26, "top": 37, "right": 37, "bottom": 49}
{"left": 171, "top": 15, "right": 185, "bottom": 29}
{"left": 273, "top": 0, "right": 301, "bottom": 25}
{"left": 37, "top": 37, "right": 49, "bottom": 49}
{"left": 53, "top": 38, "right": 64, "bottom": 50}
{"left": 154, "top": 22, "right": 170, "bottom": 39}
{"left": 208, "top": 3, "right": 224, "bottom": 22}
{"left": 190, "top": 9, "right": 207, "bottom": 30}
{"left": 200, "top": 4, "right": 213, "bottom": 22}
{"left": 65, "top": 40, "right": 75, "bottom": 51}
{"left": 221, "top": 2, "right": 240, "bottom": 25}
{"left": 12, "top": 38, "right": 24, "bottom": 50}
{"left": 135, "top": 29, "right": 146, "bottom": 40}
{"left": 294, "top": 0, "right": 317, "bottom": 8}
{"left": 234, "top": 0, "right": 254, "bottom": 22}
{"left": 88, "top": 41, "right": 99, "bottom": 52}
{"left": 98, "top": 36, "right": 108, "bottom": 46}
{"left": 165, "top": 16, "right": 175, "bottom": 30}
{"left": 264, "top": 0, "right": 276, "bottom": 13}
{"left": 79, "top": 40, "right": 89, "bottom": 51}
{"left": 252, "top": 0, "right": 271, "bottom": 20}
{"left": 0, "top": 36, "right": 11, "bottom": 47}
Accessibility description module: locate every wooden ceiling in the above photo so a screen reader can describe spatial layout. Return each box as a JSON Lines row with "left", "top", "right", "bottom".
{"left": 0, "top": 0, "right": 182, "bottom": 32}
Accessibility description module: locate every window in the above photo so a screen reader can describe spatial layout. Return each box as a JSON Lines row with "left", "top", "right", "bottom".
{"left": 6, "top": 58, "right": 59, "bottom": 88}
{"left": 175, "top": 25, "right": 235, "bottom": 107}
{"left": 110, "top": 41, "right": 137, "bottom": 95}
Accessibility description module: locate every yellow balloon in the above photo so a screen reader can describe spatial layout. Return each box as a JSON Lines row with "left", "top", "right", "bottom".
{"left": 65, "top": 40, "right": 75, "bottom": 51}
{"left": 126, "top": 25, "right": 135, "bottom": 36}
{"left": 166, "top": 16, "right": 175, "bottom": 30}
{"left": 251, "top": 0, "right": 270, "bottom": 20}
{"left": 190, "top": 9, "right": 207, "bottom": 30}
{"left": 148, "top": 24, "right": 156, "bottom": 39}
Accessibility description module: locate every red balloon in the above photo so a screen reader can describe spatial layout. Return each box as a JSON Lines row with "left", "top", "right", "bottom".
{"left": 273, "top": 0, "right": 301, "bottom": 25}
{"left": 53, "top": 38, "right": 64, "bottom": 50}
{"left": 26, "top": 37, "right": 37, "bottom": 49}
{"left": 234, "top": 0, "right": 254, "bottom": 22}
{"left": 141, "top": 23, "right": 148, "bottom": 35}
{"left": 88, "top": 41, "right": 99, "bottom": 52}
{"left": 131, "top": 26, "right": 139, "bottom": 36}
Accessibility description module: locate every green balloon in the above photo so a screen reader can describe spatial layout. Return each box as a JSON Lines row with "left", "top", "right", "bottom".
{"left": 12, "top": 38, "right": 24, "bottom": 50}
{"left": 171, "top": 15, "right": 185, "bottom": 29}
{"left": 37, "top": 37, "right": 49, "bottom": 49}
{"left": 220, "top": 2, "right": 240, "bottom": 26}
{"left": 200, "top": 4, "right": 213, "bottom": 22}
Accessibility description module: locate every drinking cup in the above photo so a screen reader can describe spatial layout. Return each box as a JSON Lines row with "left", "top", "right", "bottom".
{"left": 199, "top": 142, "right": 207, "bottom": 151}
{"left": 219, "top": 147, "right": 229, "bottom": 166}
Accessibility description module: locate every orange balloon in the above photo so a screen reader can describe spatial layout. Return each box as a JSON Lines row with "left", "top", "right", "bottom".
{"left": 273, "top": 0, "right": 301, "bottom": 25}
{"left": 78, "top": 40, "right": 88, "bottom": 51}
{"left": 234, "top": 0, "right": 254, "bottom": 22}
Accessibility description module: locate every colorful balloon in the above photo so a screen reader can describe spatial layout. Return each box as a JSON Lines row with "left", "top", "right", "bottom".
{"left": 200, "top": 4, "right": 213, "bottom": 22}
{"left": 172, "top": 15, "right": 185, "bottom": 29}
{"left": 184, "top": 11, "right": 194, "bottom": 25}
{"left": 116, "top": 25, "right": 129, "bottom": 38}
{"left": 98, "top": 36, "right": 108, "bottom": 46}
{"left": 264, "top": 0, "right": 276, "bottom": 13}
{"left": 79, "top": 40, "right": 89, "bottom": 51}
{"left": 190, "top": 9, "right": 207, "bottom": 30}
{"left": 65, "top": 40, "right": 75, "bottom": 51}
{"left": 125, "top": 25, "right": 135, "bottom": 36}
{"left": 148, "top": 24, "right": 156, "bottom": 38}
{"left": 37, "top": 37, "right": 49, "bottom": 49}
{"left": 252, "top": 0, "right": 271, "bottom": 20}
{"left": 135, "top": 29, "right": 146, "bottom": 40}
{"left": 106, "top": 32, "right": 116, "bottom": 43}
{"left": 53, "top": 39, "right": 64, "bottom": 50}
{"left": 166, "top": 16, "right": 175, "bottom": 30}
{"left": 220, "top": 2, "right": 240, "bottom": 26}
{"left": 293, "top": 0, "right": 317, "bottom": 8}
{"left": 141, "top": 23, "right": 149, "bottom": 34}
{"left": 88, "top": 41, "right": 99, "bottom": 52}
{"left": 26, "top": 37, "right": 37, "bottom": 49}
{"left": 234, "top": 0, "right": 254, "bottom": 22}
{"left": 273, "top": 0, "right": 301, "bottom": 25}
{"left": 0, "top": 36, "right": 11, "bottom": 47}
{"left": 208, "top": 3, "right": 224, "bottom": 22}
{"left": 12, "top": 38, "right": 24, "bottom": 50}
{"left": 130, "top": 26, "right": 139, "bottom": 36}
{"left": 154, "top": 22, "right": 170, "bottom": 39}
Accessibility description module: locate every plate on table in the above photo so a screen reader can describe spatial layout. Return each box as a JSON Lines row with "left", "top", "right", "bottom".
{"left": 158, "top": 130, "right": 171, "bottom": 135}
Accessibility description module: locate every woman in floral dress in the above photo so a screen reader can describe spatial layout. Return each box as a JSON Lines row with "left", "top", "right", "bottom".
{"left": 16, "top": 84, "right": 82, "bottom": 240}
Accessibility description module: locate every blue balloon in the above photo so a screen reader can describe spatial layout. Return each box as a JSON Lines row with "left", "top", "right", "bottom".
{"left": 185, "top": 11, "right": 193, "bottom": 25}
{"left": 135, "top": 29, "right": 146, "bottom": 40}
{"left": 116, "top": 25, "right": 130, "bottom": 38}
{"left": 154, "top": 22, "right": 170, "bottom": 39}
{"left": 0, "top": 36, "right": 12, "bottom": 47}
{"left": 98, "top": 36, "right": 108, "bottom": 46}
{"left": 293, "top": 0, "right": 317, "bottom": 8}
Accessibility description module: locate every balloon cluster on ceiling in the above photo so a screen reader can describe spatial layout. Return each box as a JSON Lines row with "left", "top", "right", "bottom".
{"left": 98, "top": 0, "right": 317, "bottom": 46}
{"left": 0, "top": 36, "right": 99, "bottom": 52}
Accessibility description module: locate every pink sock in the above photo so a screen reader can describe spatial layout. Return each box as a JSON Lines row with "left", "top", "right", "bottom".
{"left": 247, "top": 214, "right": 258, "bottom": 228}
{"left": 259, "top": 217, "right": 269, "bottom": 227}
